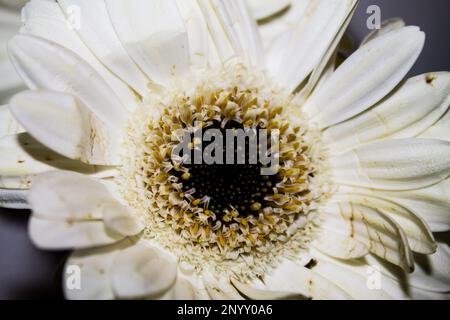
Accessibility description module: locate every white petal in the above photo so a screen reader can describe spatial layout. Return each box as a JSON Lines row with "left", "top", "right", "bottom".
{"left": 102, "top": 202, "right": 144, "bottom": 237}
{"left": 21, "top": 0, "right": 138, "bottom": 109}
{"left": 265, "top": 30, "right": 290, "bottom": 78}
{"left": 0, "top": 133, "right": 104, "bottom": 189}
{"left": 196, "top": 0, "right": 240, "bottom": 65}
{"left": 312, "top": 50, "right": 338, "bottom": 92}
{"left": 267, "top": 0, "right": 355, "bottom": 92}
{"left": 355, "top": 180, "right": 450, "bottom": 232}
{"left": 314, "top": 230, "right": 369, "bottom": 260}
{"left": 221, "top": 0, "right": 264, "bottom": 66}
{"left": 63, "top": 240, "right": 134, "bottom": 300}
{"left": 309, "top": 259, "right": 393, "bottom": 299}
{"left": 309, "top": 248, "right": 415, "bottom": 299}
{"left": 111, "top": 244, "right": 178, "bottom": 299}
{"left": 10, "top": 90, "right": 122, "bottom": 165}
{"left": 360, "top": 18, "right": 406, "bottom": 46}
{"left": 294, "top": 0, "right": 358, "bottom": 102}
{"left": 363, "top": 245, "right": 450, "bottom": 294}
{"left": 19, "top": 0, "right": 61, "bottom": 20}
{"left": 262, "top": 259, "right": 351, "bottom": 299}
{"left": 56, "top": 0, "right": 150, "bottom": 99}
{"left": 304, "top": 26, "right": 425, "bottom": 128}
{"left": 8, "top": 34, "right": 129, "bottom": 128}
{"left": 324, "top": 72, "right": 450, "bottom": 154}
{"left": 0, "top": 188, "right": 28, "bottom": 209}
{"left": 257, "top": 0, "right": 310, "bottom": 50}
{"left": 333, "top": 190, "right": 437, "bottom": 254}
{"left": 318, "top": 201, "right": 414, "bottom": 271}
{"left": 27, "top": 171, "right": 132, "bottom": 249}
{"left": 197, "top": 0, "right": 263, "bottom": 67}
{"left": 29, "top": 217, "right": 122, "bottom": 250}
{"left": 28, "top": 171, "right": 116, "bottom": 220}
{"left": 105, "top": 0, "right": 189, "bottom": 86}
{"left": 330, "top": 138, "right": 450, "bottom": 190}
{"left": 246, "top": 0, "right": 290, "bottom": 20}
{"left": 171, "top": 277, "right": 198, "bottom": 300}
{"left": 420, "top": 107, "right": 450, "bottom": 142}
{"left": 231, "top": 279, "right": 308, "bottom": 300}
{"left": 176, "top": 267, "right": 211, "bottom": 299}
{"left": 0, "top": 104, "right": 24, "bottom": 138}
{"left": 408, "top": 243, "right": 450, "bottom": 292}
{"left": 202, "top": 271, "right": 243, "bottom": 299}
{"left": 175, "top": 0, "right": 209, "bottom": 70}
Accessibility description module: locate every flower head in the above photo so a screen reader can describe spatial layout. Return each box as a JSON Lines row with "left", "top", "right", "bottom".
{"left": 1, "top": 0, "right": 449, "bottom": 300}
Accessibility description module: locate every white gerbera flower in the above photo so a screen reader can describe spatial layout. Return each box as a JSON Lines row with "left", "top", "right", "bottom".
{"left": 1, "top": 0, "right": 449, "bottom": 300}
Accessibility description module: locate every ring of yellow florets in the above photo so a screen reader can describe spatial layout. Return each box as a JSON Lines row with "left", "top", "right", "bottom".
{"left": 142, "top": 90, "right": 316, "bottom": 252}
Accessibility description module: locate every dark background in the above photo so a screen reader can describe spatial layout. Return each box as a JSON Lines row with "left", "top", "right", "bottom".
{"left": 1, "top": 0, "right": 449, "bottom": 299}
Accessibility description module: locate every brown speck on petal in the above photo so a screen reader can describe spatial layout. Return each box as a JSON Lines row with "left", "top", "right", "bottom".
{"left": 426, "top": 74, "right": 436, "bottom": 85}
{"left": 305, "top": 259, "right": 318, "bottom": 270}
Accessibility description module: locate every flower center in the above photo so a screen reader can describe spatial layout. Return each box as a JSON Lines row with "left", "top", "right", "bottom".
{"left": 171, "top": 120, "right": 281, "bottom": 221}
{"left": 121, "top": 66, "right": 326, "bottom": 274}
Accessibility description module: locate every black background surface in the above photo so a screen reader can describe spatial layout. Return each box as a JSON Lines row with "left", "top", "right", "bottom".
{"left": 0, "top": 0, "right": 449, "bottom": 299}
